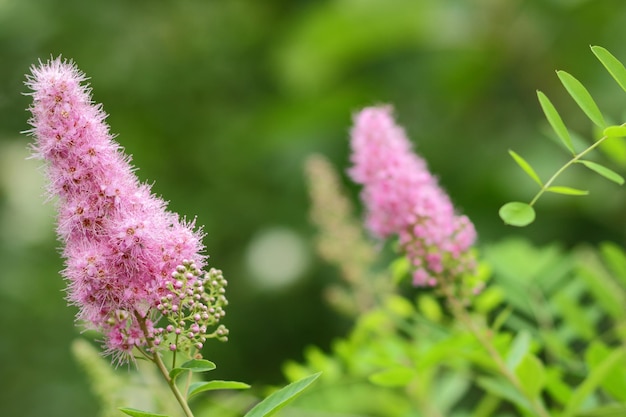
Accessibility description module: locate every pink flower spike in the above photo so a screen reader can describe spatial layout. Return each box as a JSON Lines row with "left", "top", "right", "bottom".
{"left": 25, "top": 57, "right": 208, "bottom": 361}
{"left": 348, "top": 105, "right": 476, "bottom": 286}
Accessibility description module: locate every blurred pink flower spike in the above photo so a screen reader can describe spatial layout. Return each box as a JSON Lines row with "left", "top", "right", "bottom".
{"left": 348, "top": 105, "right": 477, "bottom": 286}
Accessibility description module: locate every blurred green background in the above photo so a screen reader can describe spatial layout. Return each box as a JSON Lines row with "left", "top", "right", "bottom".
{"left": 2, "top": 0, "right": 626, "bottom": 415}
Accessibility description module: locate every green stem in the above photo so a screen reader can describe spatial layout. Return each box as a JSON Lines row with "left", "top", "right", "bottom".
{"left": 135, "top": 312, "right": 195, "bottom": 417}
{"left": 529, "top": 135, "right": 609, "bottom": 206}
{"left": 440, "top": 284, "right": 551, "bottom": 417}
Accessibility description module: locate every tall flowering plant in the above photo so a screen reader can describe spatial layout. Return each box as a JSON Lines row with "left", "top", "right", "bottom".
{"left": 25, "top": 58, "right": 318, "bottom": 417}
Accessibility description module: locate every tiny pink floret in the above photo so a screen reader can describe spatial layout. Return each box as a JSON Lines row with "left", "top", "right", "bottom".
{"left": 348, "top": 106, "right": 476, "bottom": 286}
{"left": 26, "top": 58, "right": 206, "bottom": 361}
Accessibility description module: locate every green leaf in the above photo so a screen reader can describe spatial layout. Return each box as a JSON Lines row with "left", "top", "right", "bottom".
{"left": 515, "top": 353, "right": 546, "bottom": 398}
{"left": 243, "top": 372, "right": 321, "bottom": 417}
{"left": 562, "top": 349, "right": 626, "bottom": 417}
{"left": 508, "top": 150, "right": 543, "bottom": 186}
{"left": 545, "top": 367, "right": 572, "bottom": 406}
{"left": 603, "top": 125, "right": 626, "bottom": 138}
{"left": 118, "top": 408, "right": 169, "bottom": 417}
{"left": 169, "top": 359, "right": 216, "bottom": 381}
{"left": 600, "top": 242, "right": 626, "bottom": 287}
{"left": 575, "top": 404, "right": 626, "bottom": 417}
{"left": 474, "top": 286, "right": 504, "bottom": 314}
{"left": 576, "top": 250, "right": 625, "bottom": 320}
{"left": 369, "top": 367, "right": 415, "bottom": 387}
{"left": 477, "top": 377, "right": 532, "bottom": 412}
{"left": 546, "top": 186, "right": 589, "bottom": 196}
{"left": 591, "top": 45, "right": 626, "bottom": 94}
{"left": 499, "top": 202, "right": 536, "bottom": 227}
{"left": 417, "top": 294, "right": 443, "bottom": 322}
{"left": 188, "top": 380, "right": 250, "bottom": 400}
{"left": 505, "top": 330, "right": 531, "bottom": 370}
{"left": 390, "top": 256, "right": 410, "bottom": 285}
{"left": 537, "top": 90, "right": 574, "bottom": 154}
{"left": 577, "top": 160, "right": 624, "bottom": 185}
{"left": 385, "top": 294, "right": 414, "bottom": 318}
{"left": 557, "top": 70, "right": 606, "bottom": 128}
{"left": 584, "top": 342, "right": 626, "bottom": 401}
{"left": 599, "top": 136, "right": 626, "bottom": 165}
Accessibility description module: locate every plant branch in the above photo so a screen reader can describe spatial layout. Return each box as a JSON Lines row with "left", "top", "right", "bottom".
{"left": 439, "top": 283, "right": 551, "bottom": 417}
{"left": 135, "top": 311, "right": 195, "bottom": 417}
{"left": 529, "top": 135, "right": 609, "bottom": 206}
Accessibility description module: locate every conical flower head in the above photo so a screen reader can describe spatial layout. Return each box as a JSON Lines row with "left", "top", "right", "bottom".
{"left": 25, "top": 58, "right": 209, "bottom": 360}
{"left": 348, "top": 106, "right": 476, "bottom": 286}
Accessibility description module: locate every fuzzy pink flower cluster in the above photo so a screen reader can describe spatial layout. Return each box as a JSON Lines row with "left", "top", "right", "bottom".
{"left": 26, "top": 58, "right": 209, "bottom": 360}
{"left": 349, "top": 106, "right": 476, "bottom": 286}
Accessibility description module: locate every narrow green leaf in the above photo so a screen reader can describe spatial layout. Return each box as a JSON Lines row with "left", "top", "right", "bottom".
{"left": 243, "top": 372, "right": 321, "bottom": 417}
{"left": 169, "top": 359, "right": 216, "bottom": 381}
{"left": 546, "top": 186, "right": 589, "bottom": 196}
{"left": 477, "top": 377, "right": 532, "bottom": 412}
{"left": 591, "top": 45, "right": 626, "bottom": 94}
{"left": 577, "top": 160, "right": 624, "bottom": 185}
{"left": 603, "top": 125, "right": 626, "bottom": 138}
{"left": 499, "top": 202, "right": 536, "bottom": 227}
{"left": 508, "top": 150, "right": 543, "bottom": 186}
{"left": 188, "top": 380, "right": 250, "bottom": 400}
{"left": 369, "top": 367, "right": 415, "bottom": 387}
{"left": 537, "top": 91, "right": 574, "bottom": 153}
{"left": 545, "top": 367, "right": 572, "bottom": 406}
{"left": 515, "top": 353, "right": 546, "bottom": 398}
{"left": 562, "top": 349, "right": 626, "bottom": 417}
{"left": 505, "top": 330, "right": 531, "bottom": 370}
{"left": 575, "top": 404, "right": 626, "bottom": 417}
{"left": 118, "top": 408, "right": 169, "bottom": 417}
{"left": 557, "top": 70, "right": 606, "bottom": 128}
{"left": 390, "top": 256, "right": 410, "bottom": 285}
{"left": 585, "top": 342, "right": 626, "bottom": 401}
{"left": 600, "top": 242, "right": 626, "bottom": 287}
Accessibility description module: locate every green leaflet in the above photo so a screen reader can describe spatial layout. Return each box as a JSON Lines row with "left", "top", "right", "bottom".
{"left": 169, "top": 359, "right": 216, "bottom": 381}
{"left": 537, "top": 90, "right": 574, "bottom": 154}
{"left": 505, "top": 330, "right": 531, "bottom": 371}
{"left": 187, "top": 380, "right": 250, "bottom": 400}
{"left": 557, "top": 70, "right": 606, "bottom": 128}
{"left": 477, "top": 377, "right": 532, "bottom": 412}
{"left": 243, "top": 372, "right": 321, "bottom": 417}
{"left": 508, "top": 150, "right": 543, "bottom": 187}
{"left": 118, "top": 408, "right": 169, "bottom": 417}
{"left": 591, "top": 45, "right": 626, "bottom": 94}
{"left": 499, "top": 202, "right": 536, "bottom": 227}
{"left": 546, "top": 186, "right": 589, "bottom": 196}
{"left": 577, "top": 160, "right": 624, "bottom": 185}
{"left": 603, "top": 125, "right": 626, "bottom": 138}
{"left": 562, "top": 349, "right": 626, "bottom": 417}
{"left": 515, "top": 353, "right": 546, "bottom": 398}
{"left": 369, "top": 367, "right": 415, "bottom": 387}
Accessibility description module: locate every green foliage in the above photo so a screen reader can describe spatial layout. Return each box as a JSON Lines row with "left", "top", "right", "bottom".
{"left": 276, "top": 236, "right": 626, "bottom": 416}
{"left": 500, "top": 46, "right": 626, "bottom": 226}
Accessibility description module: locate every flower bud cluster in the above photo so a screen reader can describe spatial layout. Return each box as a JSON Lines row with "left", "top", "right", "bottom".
{"left": 153, "top": 261, "right": 229, "bottom": 355}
